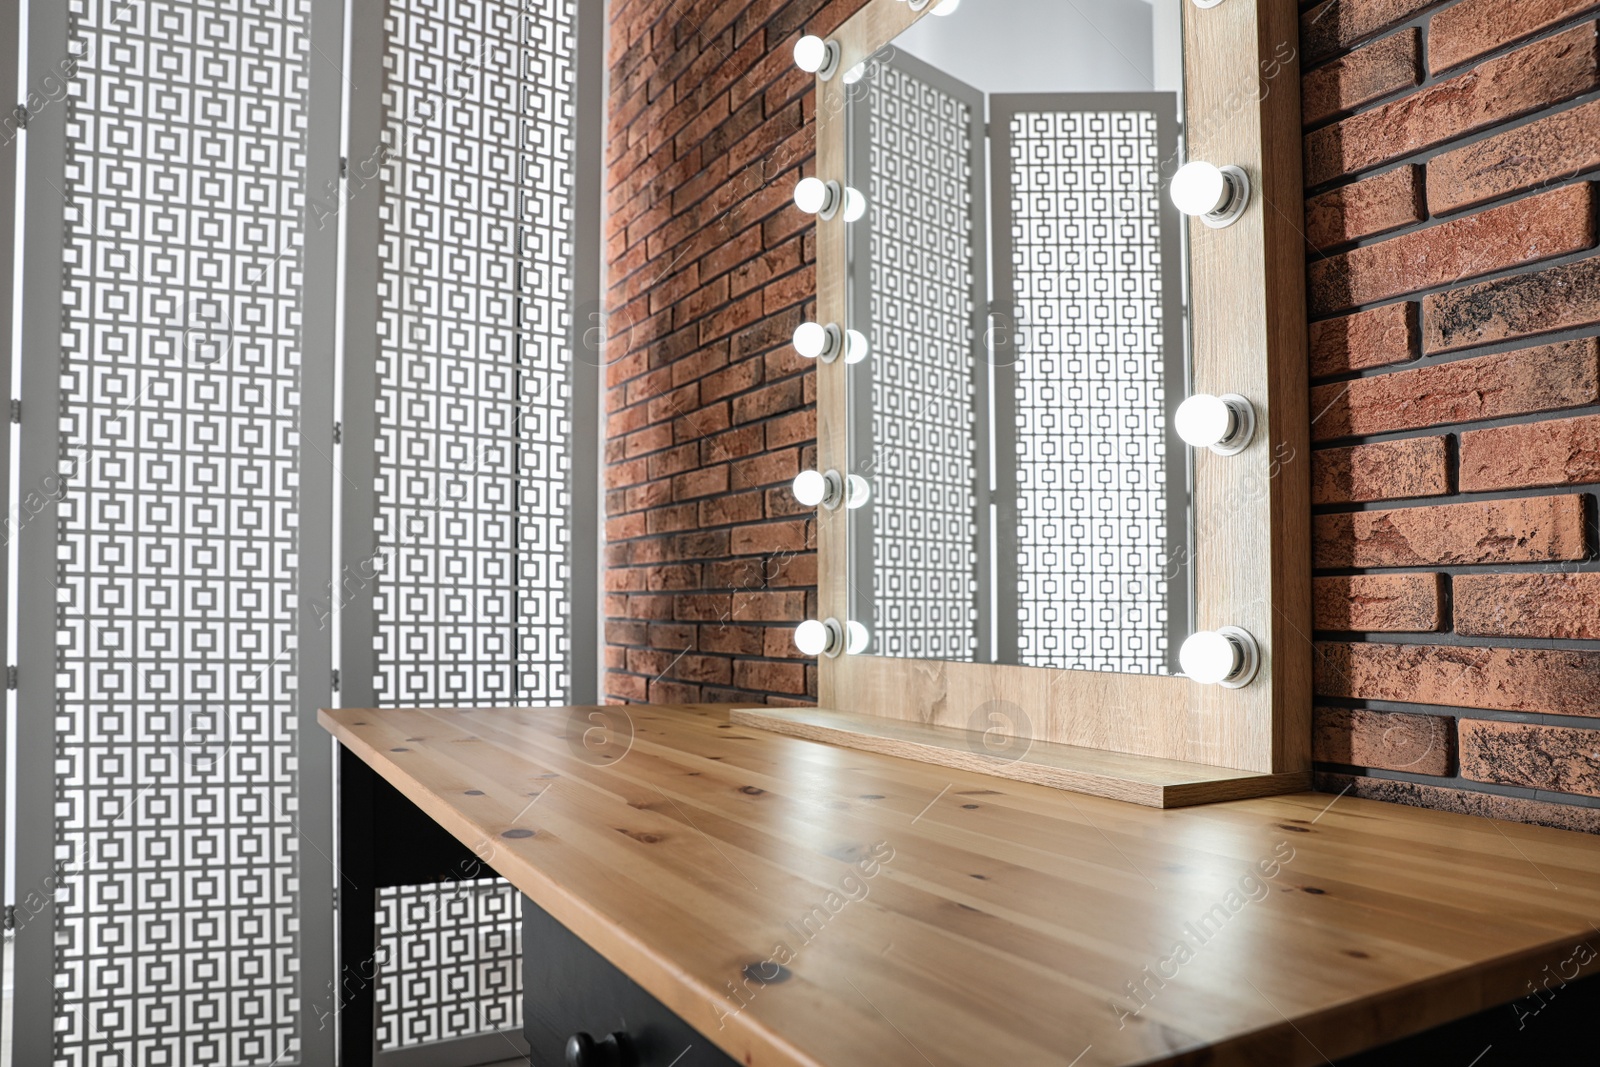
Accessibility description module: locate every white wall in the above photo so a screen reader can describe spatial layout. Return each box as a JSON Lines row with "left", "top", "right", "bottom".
{"left": 893, "top": 0, "right": 1171, "bottom": 96}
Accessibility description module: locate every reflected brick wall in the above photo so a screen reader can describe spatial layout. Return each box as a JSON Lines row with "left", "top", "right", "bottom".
{"left": 602, "top": 0, "right": 870, "bottom": 705}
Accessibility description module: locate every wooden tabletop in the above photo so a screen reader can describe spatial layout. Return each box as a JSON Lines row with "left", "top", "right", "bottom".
{"left": 322, "top": 704, "right": 1600, "bottom": 1067}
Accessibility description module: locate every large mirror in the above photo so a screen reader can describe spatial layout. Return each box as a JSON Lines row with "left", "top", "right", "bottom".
{"left": 842, "top": 0, "right": 1190, "bottom": 674}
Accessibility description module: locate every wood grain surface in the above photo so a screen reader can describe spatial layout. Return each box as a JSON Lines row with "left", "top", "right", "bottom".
{"left": 730, "top": 706, "right": 1308, "bottom": 807}
{"left": 324, "top": 704, "right": 1600, "bottom": 1067}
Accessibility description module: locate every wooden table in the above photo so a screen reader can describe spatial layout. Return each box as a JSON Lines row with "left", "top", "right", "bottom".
{"left": 322, "top": 703, "right": 1600, "bottom": 1066}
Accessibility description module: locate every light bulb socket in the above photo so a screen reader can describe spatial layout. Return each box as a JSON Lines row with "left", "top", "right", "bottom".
{"left": 1182, "top": 626, "right": 1260, "bottom": 688}
{"left": 797, "top": 178, "right": 842, "bottom": 220}
{"left": 1180, "top": 393, "right": 1255, "bottom": 455}
{"left": 796, "top": 617, "right": 847, "bottom": 658}
{"left": 797, "top": 37, "right": 842, "bottom": 79}
{"left": 1199, "top": 165, "right": 1250, "bottom": 228}
{"left": 794, "top": 469, "right": 848, "bottom": 510}
{"left": 795, "top": 322, "right": 843, "bottom": 362}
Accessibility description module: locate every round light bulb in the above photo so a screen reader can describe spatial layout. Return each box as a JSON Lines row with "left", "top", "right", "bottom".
{"left": 932, "top": 0, "right": 962, "bottom": 14}
{"left": 794, "top": 177, "right": 832, "bottom": 216}
{"left": 1174, "top": 394, "right": 1233, "bottom": 448}
{"left": 794, "top": 619, "right": 831, "bottom": 657}
{"left": 793, "top": 35, "right": 828, "bottom": 73}
{"left": 794, "top": 321, "right": 830, "bottom": 359}
{"left": 845, "top": 474, "right": 871, "bottom": 509}
{"left": 844, "top": 329, "right": 869, "bottom": 365}
{"left": 793, "top": 470, "right": 828, "bottom": 507}
{"left": 1179, "top": 630, "right": 1240, "bottom": 686}
{"left": 1170, "top": 161, "right": 1230, "bottom": 217}
{"left": 841, "top": 186, "right": 867, "bottom": 222}
{"left": 843, "top": 62, "right": 866, "bottom": 84}
{"left": 845, "top": 620, "right": 870, "bottom": 655}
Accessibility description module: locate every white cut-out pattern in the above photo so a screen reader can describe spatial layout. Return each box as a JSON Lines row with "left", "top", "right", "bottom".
{"left": 866, "top": 63, "right": 979, "bottom": 662}
{"left": 374, "top": 879, "right": 523, "bottom": 1049}
{"left": 1007, "top": 110, "right": 1171, "bottom": 673}
{"left": 372, "top": 0, "right": 579, "bottom": 1047}
{"left": 54, "top": 1, "right": 309, "bottom": 1064}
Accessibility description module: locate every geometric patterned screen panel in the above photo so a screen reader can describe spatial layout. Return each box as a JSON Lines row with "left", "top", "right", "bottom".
{"left": 51, "top": 1, "right": 309, "bottom": 1063}
{"left": 863, "top": 61, "right": 981, "bottom": 661}
{"left": 373, "top": 0, "right": 579, "bottom": 1049}
{"left": 375, "top": 880, "right": 523, "bottom": 1049}
{"left": 1001, "top": 106, "right": 1179, "bottom": 674}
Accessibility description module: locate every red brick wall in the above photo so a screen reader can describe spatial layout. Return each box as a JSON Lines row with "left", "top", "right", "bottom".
{"left": 1303, "top": 0, "right": 1600, "bottom": 831}
{"left": 601, "top": 0, "right": 1600, "bottom": 832}
{"left": 602, "top": 0, "right": 870, "bottom": 707}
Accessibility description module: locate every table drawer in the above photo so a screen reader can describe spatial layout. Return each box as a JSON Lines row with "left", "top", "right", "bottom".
{"left": 522, "top": 899, "right": 738, "bottom": 1067}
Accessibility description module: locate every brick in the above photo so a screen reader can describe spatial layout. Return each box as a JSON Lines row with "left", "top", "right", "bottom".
{"left": 606, "top": 671, "right": 648, "bottom": 702}
{"left": 1312, "top": 706, "right": 1456, "bottom": 774}
{"left": 645, "top": 563, "right": 701, "bottom": 592}
{"left": 1308, "top": 183, "right": 1596, "bottom": 315}
{"left": 673, "top": 654, "right": 734, "bottom": 686}
{"left": 1459, "top": 719, "right": 1600, "bottom": 797}
{"left": 673, "top": 593, "right": 732, "bottom": 622}
{"left": 730, "top": 590, "right": 805, "bottom": 622}
{"left": 699, "top": 490, "right": 764, "bottom": 527}
{"left": 1313, "top": 494, "right": 1587, "bottom": 566}
{"left": 1313, "top": 573, "right": 1446, "bottom": 630}
{"left": 1302, "top": 0, "right": 1444, "bottom": 65}
{"left": 1309, "top": 302, "right": 1417, "bottom": 377}
{"left": 1430, "top": 0, "right": 1600, "bottom": 74}
{"left": 697, "top": 623, "right": 765, "bottom": 656}
{"left": 672, "top": 464, "right": 729, "bottom": 501}
{"left": 1455, "top": 573, "right": 1600, "bottom": 638}
{"left": 730, "top": 519, "right": 811, "bottom": 555}
{"left": 1310, "top": 338, "right": 1600, "bottom": 439}
{"left": 1460, "top": 413, "right": 1600, "bottom": 491}
{"left": 732, "top": 378, "right": 804, "bottom": 424}
{"left": 1302, "top": 29, "right": 1423, "bottom": 126}
{"left": 1315, "top": 641, "right": 1600, "bottom": 716}
{"left": 1429, "top": 103, "right": 1600, "bottom": 216}
{"left": 1305, "top": 165, "right": 1426, "bottom": 250}
{"left": 1304, "top": 23, "right": 1600, "bottom": 186}
{"left": 1311, "top": 436, "right": 1450, "bottom": 503}
{"left": 732, "top": 660, "right": 806, "bottom": 694}
{"left": 1313, "top": 771, "right": 1600, "bottom": 833}
{"left": 1424, "top": 256, "right": 1600, "bottom": 355}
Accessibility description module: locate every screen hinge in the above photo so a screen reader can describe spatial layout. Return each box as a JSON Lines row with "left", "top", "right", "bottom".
{"left": 12, "top": 105, "right": 26, "bottom": 130}
{"left": 340, "top": 156, "right": 348, "bottom": 179}
{"left": 9, "top": 399, "right": 19, "bottom": 424}
{"left": 3, "top": 904, "right": 14, "bottom": 930}
{"left": 333, "top": 420, "right": 342, "bottom": 445}
{"left": 6, "top": 665, "right": 16, "bottom": 690}
{"left": 331, "top": 669, "right": 340, "bottom": 693}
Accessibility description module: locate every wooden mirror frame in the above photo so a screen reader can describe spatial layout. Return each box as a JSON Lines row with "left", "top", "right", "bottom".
{"left": 749, "top": 0, "right": 1310, "bottom": 804}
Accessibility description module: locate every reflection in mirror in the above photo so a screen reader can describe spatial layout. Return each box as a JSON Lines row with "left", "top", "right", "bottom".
{"left": 844, "top": 0, "right": 1190, "bottom": 674}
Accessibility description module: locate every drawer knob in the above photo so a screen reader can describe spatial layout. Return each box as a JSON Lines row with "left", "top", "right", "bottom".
{"left": 565, "top": 1031, "right": 633, "bottom": 1067}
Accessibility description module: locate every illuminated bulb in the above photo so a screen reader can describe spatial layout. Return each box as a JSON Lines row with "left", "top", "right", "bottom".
{"left": 793, "top": 470, "right": 829, "bottom": 507}
{"left": 795, "top": 618, "right": 846, "bottom": 657}
{"left": 845, "top": 474, "right": 871, "bottom": 509}
{"left": 842, "top": 186, "right": 867, "bottom": 222}
{"left": 1174, "top": 393, "right": 1254, "bottom": 455}
{"left": 843, "top": 62, "right": 866, "bottom": 85}
{"left": 1170, "top": 161, "right": 1250, "bottom": 228}
{"left": 794, "top": 177, "right": 841, "bottom": 219}
{"left": 933, "top": 0, "right": 962, "bottom": 13}
{"left": 845, "top": 620, "right": 871, "bottom": 655}
{"left": 793, "top": 469, "right": 848, "bottom": 509}
{"left": 1179, "top": 628, "right": 1260, "bottom": 688}
{"left": 793, "top": 35, "right": 840, "bottom": 79}
{"left": 793, "top": 321, "right": 842, "bottom": 361}
{"left": 794, "top": 619, "right": 832, "bottom": 657}
{"left": 843, "top": 328, "right": 869, "bottom": 365}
